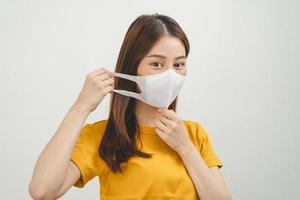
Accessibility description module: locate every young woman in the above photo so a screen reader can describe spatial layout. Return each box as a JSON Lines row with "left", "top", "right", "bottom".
{"left": 29, "top": 14, "right": 232, "bottom": 200}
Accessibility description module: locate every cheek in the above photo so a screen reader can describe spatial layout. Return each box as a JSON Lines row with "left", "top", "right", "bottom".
{"left": 136, "top": 62, "right": 149, "bottom": 76}
{"left": 183, "top": 68, "right": 187, "bottom": 75}
{"left": 178, "top": 67, "right": 187, "bottom": 76}
{"left": 137, "top": 63, "right": 157, "bottom": 76}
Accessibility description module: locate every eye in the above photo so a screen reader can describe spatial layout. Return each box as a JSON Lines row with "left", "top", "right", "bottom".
{"left": 173, "top": 63, "right": 185, "bottom": 69}
{"left": 150, "top": 62, "right": 163, "bottom": 69}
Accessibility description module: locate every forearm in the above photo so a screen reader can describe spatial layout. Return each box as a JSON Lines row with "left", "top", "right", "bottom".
{"left": 29, "top": 102, "right": 90, "bottom": 196}
{"left": 178, "top": 141, "right": 231, "bottom": 200}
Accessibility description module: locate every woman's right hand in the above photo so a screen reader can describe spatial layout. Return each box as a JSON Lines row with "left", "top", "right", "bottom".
{"left": 74, "top": 67, "right": 114, "bottom": 113}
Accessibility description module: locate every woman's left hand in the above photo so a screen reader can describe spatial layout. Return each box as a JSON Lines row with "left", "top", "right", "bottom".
{"left": 155, "top": 108, "right": 192, "bottom": 153}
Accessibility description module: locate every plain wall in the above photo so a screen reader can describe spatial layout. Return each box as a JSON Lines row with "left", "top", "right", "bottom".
{"left": 0, "top": 0, "right": 299, "bottom": 199}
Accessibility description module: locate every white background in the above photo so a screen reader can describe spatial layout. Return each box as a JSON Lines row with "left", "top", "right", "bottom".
{"left": 0, "top": 0, "right": 299, "bottom": 199}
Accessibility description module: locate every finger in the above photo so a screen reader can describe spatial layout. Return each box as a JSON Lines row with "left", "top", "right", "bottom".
{"left": 159, "top": 115, "right": 174, "bottom": 127}
{"left": 103, "top": 85, "right": 114, "bottom": 94}
{"left": 88, "top": 68, "right": 106, "bottom": 77}
{"left": 102, "top": 77, "right": 114, "bottom": 86}
{"left": 89, "top": 68, "right": 113, "bottom": 77}
{"left": 97, "top": 73, "right": 112, "bottom": 81}
{"left": 156, "top": 120, "right": 168, "bottom": 132}
{"left": 160, "top": 109, "right": 178, "bottom": 121}
{"left": 155, "top": 128, "right": 167, "bottom": 140}
{"left": 159, "top": 109, "right": 174, "bottom": 120}
{"left": 160, "top": 116, "right": 178, "bottom": 130}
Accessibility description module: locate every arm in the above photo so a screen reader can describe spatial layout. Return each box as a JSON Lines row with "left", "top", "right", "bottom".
{"left": 28, "top": 68, "right": 114, "bottom": 199}
{"left": 177, "top": 141, "right": 232, "bottom": 200}
{"left": 155, "top": 109, "right": 232, "bottom": 200}
{"left": 28, "top": 102, "right": 90, "bottom": 200}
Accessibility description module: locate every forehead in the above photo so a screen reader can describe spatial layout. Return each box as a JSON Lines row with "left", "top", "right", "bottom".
{"left": 146, "top": 35, "right": 186, "bottom": 58}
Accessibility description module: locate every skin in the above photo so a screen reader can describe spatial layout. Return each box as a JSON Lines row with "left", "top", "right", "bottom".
{"left": 135, "top": 35, "right": 232, "bottom": 200}
{"left": 28, "top": 69, "right": 115, "bottom": 199}
{"left": 28, "top": 35, "right": 231, "bottom": 200}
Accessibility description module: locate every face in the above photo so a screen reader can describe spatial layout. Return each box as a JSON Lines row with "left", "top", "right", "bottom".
{"left": 137, "top": 35, "right": 187, "bottom": 76}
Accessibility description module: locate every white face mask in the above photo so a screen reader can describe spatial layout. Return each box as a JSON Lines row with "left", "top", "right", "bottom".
{"left": 112, "top": 68, "right": 186, "bottom": 108}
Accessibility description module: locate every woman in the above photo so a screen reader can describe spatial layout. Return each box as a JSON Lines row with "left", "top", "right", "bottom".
{"left": 29, "top": 14, "right": 232, "bottom": 200}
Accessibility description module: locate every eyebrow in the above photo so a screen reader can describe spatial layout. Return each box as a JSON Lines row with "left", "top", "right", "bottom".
{"left": 147, "top": 54, "right": 186, "bottom": 60}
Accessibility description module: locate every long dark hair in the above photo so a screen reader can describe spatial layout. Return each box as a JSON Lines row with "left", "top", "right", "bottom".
{"left": 99, "top": 14, "right": 190, "bottom": 173}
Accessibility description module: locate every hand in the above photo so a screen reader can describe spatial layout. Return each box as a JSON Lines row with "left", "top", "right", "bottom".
{"left": 155, "top": 108, "right": 192, "bottom": 153}
{"left": 75, "top": 67, "right": 114, "bottom": 113}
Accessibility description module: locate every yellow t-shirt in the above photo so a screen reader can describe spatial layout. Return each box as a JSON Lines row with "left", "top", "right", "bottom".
{"left": 71, "top": 119, "right": 223, "bottom": 199}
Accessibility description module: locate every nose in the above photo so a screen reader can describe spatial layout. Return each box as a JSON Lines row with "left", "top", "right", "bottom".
{"left": 164, "top": 64, "right": 174, "bottom": 70}
{"left": 161, "top": 66, "right": 173, "bottom": 73}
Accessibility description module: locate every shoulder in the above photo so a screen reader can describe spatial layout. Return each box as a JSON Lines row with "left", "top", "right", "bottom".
{"left": 183, "top": 120, "right": 224, "bottom": 168}
{"left": 182, "top": 119, "right": 210, "bottom": 144}
{"left": 78, "top": 119, "right": 108, "bottom": 143}
{"left": 91, "top": 119, "right": 109, "bottom": 132}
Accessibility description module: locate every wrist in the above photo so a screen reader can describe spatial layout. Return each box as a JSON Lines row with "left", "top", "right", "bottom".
{"left": 176, "top": 140, "right": 194, "bottom": 157}
{"left": 71, "top": 101, "right": 91, "bottom": 116}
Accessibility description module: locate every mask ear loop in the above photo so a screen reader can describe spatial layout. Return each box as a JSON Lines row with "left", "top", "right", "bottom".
{"left": 112, "top": 72, "right": 142, "bottom": 99}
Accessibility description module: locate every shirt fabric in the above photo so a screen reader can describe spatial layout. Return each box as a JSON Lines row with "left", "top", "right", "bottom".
{"left": 71, "top": 119, "right": 224, "bottom": 200}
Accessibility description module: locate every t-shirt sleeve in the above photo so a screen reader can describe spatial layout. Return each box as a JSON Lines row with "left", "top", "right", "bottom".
{"left": 195, "top": 122, "right": 224, "bottom": 168}
{"left": 70, "top": 123, "right": 102, "bottom": 188}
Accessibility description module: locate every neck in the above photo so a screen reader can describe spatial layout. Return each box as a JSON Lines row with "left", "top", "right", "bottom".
{"left": 135, "top": 100, "right": 160, "bottom": 127}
